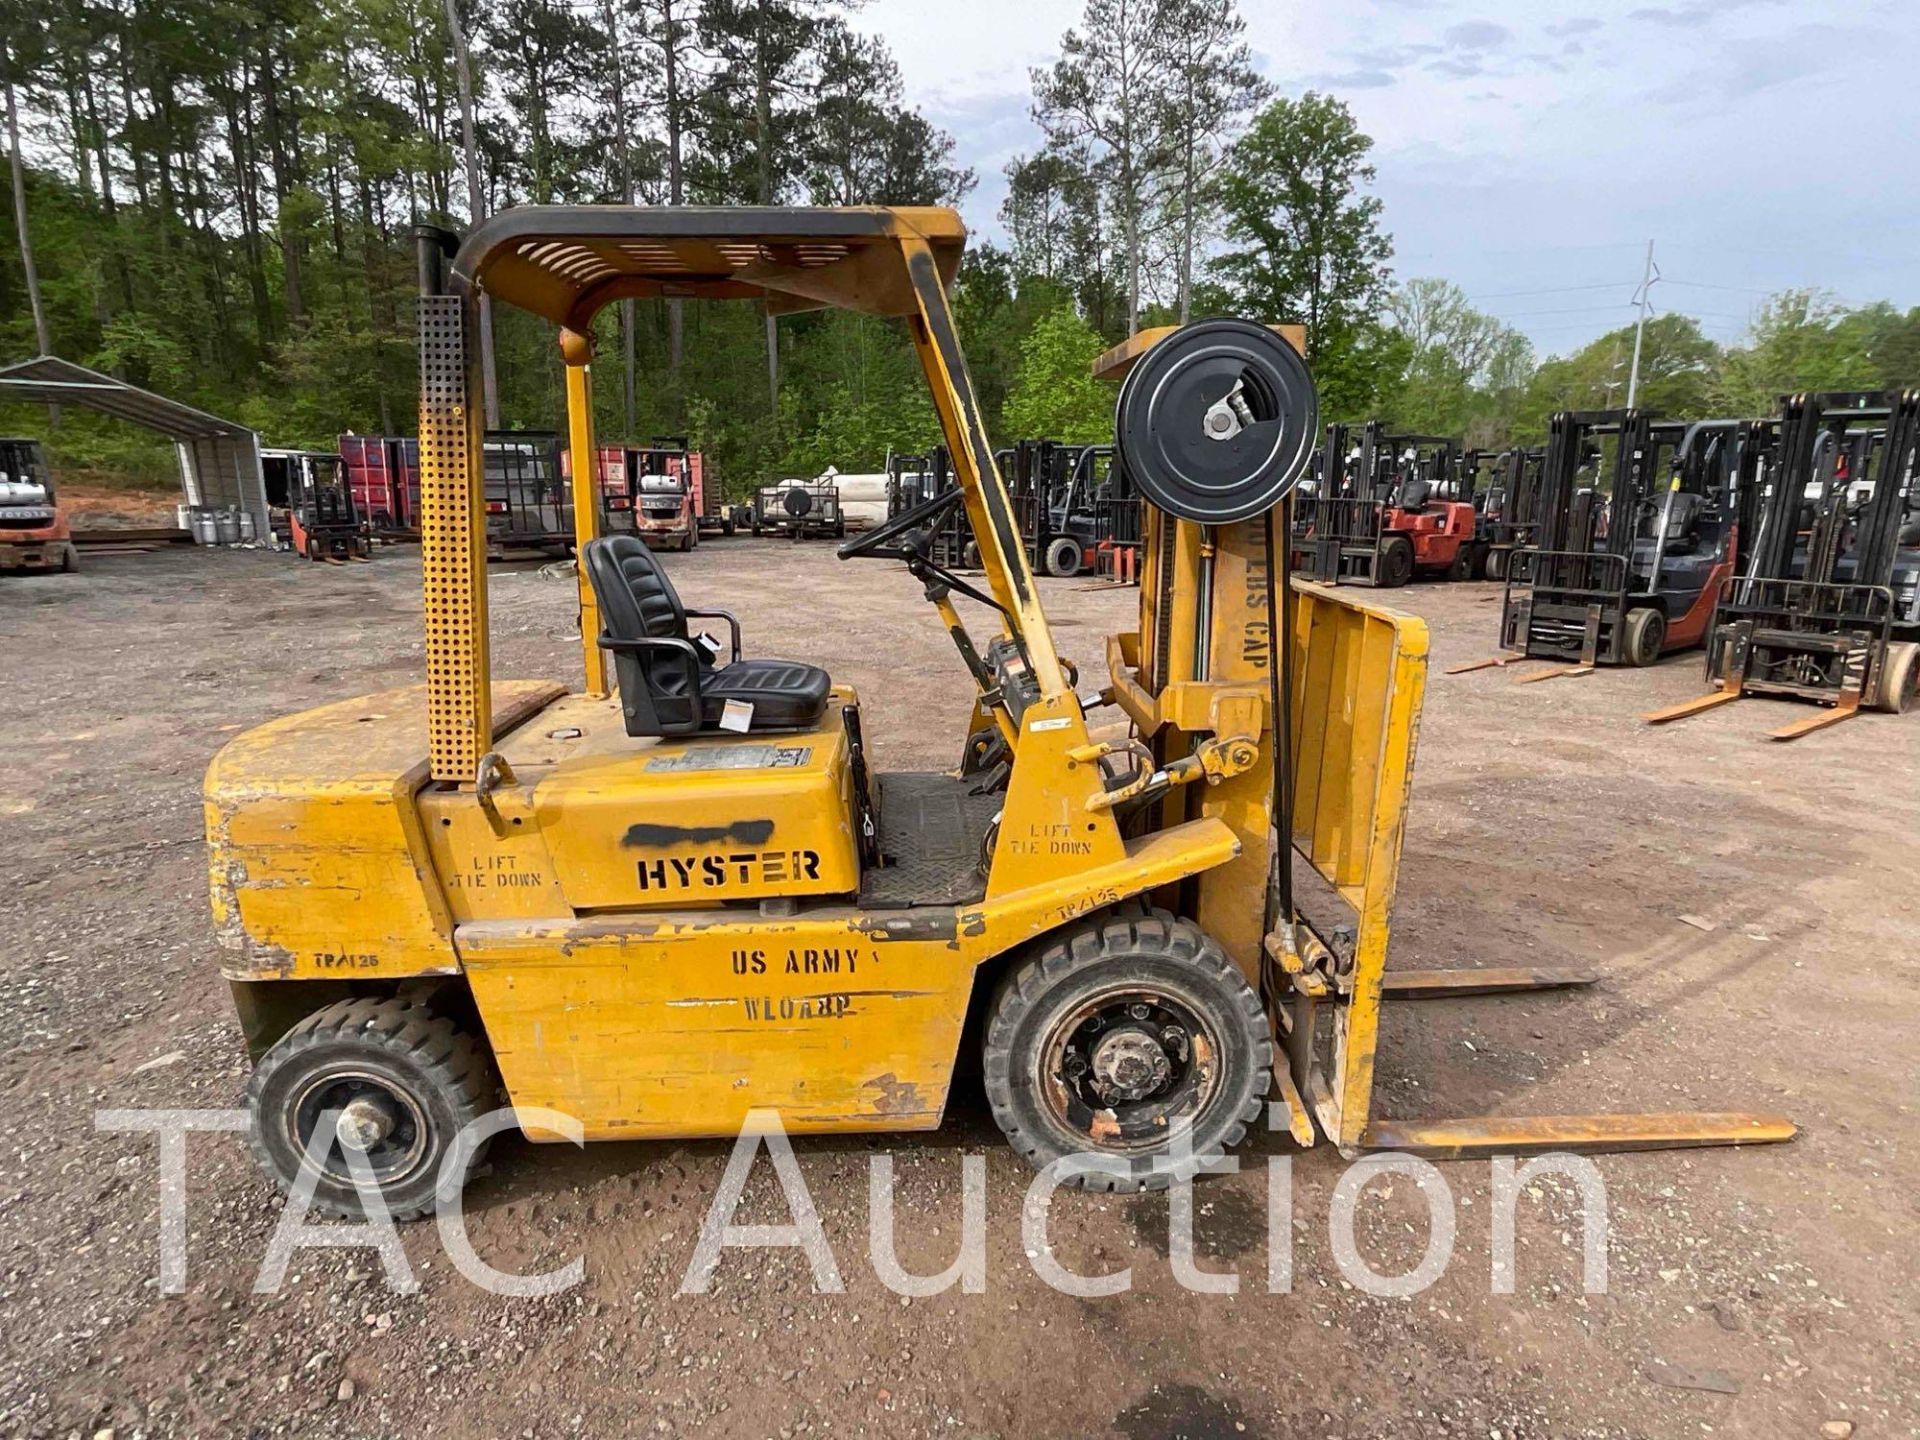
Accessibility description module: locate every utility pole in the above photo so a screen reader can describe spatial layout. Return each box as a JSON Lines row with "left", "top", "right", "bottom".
{"left": 5, "top": 66, "right": 57, "bottom": 422}
{"left": 1625, "top": 239, "right": 1658, "bottom": 411}
{"left": 442, "top": 0, "right": 500, "bottom": 430}
{"left": 4, "top": 71, "right": 51, "bottom": 358}
{"left": 1602, "top": 337, "right": 1624, "bottom": 407}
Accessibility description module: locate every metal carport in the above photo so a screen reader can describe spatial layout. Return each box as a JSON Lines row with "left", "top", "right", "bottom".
{"left": 0, "top": 355, "right": 270, "bottom": 542}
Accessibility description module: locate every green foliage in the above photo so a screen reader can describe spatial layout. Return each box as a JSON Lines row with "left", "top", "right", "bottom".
{"left": 1381, "top": 278, "right": 1533, "bottom": 442}
{"left": 1210, "top": 93, "right": 1395, "bottom": 417}
{"left": 1516, "top": 315, "right": 1719, "bottom": 431}
{"left": 1003, "top": 303, "right": 1113, "bottom": 443}
{"left": 0, "top": 0, "right": 971, "bottom": 500}
{"left": 1711, "top": 290, "right": 1879, "bottom": 413}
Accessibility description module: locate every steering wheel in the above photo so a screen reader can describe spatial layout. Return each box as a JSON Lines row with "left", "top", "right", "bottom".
{"left": 837, "top": 485, "right": 965, "bottom": 561}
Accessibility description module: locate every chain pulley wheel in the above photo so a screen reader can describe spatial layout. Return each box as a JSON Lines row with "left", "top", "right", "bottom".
{"left": 1114, "top": 317, "right": 1318, "bottom": 524}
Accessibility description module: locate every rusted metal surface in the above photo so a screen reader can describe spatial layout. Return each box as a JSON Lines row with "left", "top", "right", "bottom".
{"left": 1443, "top": 653, "right": 1532, "bottom": 675}
{"left": 1643, "top": 680, "right": 1743, "bottom": 725}
{"left": 1511, "top": 662, "right": 1594, "bottom": 684}
{"left": 1361, "top": 1111, "right": 1797, "bottom": 1159}
{"left": 1767, "top": 691, "right": 1863, "bottom": 741}
{"left": 1380, "top": 967, "right": 1598, "bottom": 999}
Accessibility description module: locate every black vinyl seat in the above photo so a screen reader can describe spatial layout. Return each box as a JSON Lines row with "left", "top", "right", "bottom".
{"left": 583, "top": 535, "right": 831, "bottom": 737}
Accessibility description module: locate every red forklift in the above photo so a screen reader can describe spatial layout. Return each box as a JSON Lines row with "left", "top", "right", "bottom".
{"left": 265, "top": 448, "right": 371, "bottom": 562}
{"left": 0, "top": 436, "right": 77, "bottom": 574}
{"left": 1307, "top": 423, "right": 1481, "bottom": 585}
{"left": 1648, "top": 390, "right": 1920, "bottom": 736}
{"left": 629, "top": 441, "right": 702, "bottom": 552}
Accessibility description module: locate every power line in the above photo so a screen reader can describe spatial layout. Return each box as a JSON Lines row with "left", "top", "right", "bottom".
{"left": 1661, "top": 277, "right": 1774, "bottom": 297}
{"left": 1465, "top": 281, "right": 1632, "bottom": 301}
{"left": 1485, "top": 303, "right": 1639, "bottom": 319}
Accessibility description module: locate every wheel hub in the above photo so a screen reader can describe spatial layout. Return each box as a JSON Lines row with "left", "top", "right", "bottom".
{"left": 334, "top": 1096, "right": 397, "bottom": 1151}
{"left": 1089, "top": 1026, "right": 1174, "bottom": 1102}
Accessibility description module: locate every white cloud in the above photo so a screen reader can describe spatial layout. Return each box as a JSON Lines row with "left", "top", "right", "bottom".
{"left": 851, "top": 0, "right": 1919, "bottom": 357}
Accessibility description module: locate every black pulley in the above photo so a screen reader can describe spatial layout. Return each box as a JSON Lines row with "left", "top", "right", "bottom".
{"left": 1114, "top": 318, "right": 1318, "bottom": 524}
{"left": 783, "top": 485, "right": 814, "bottom": 517}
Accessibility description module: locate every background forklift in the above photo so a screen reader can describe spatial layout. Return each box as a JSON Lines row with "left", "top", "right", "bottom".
{"left": 1460, "top": 409, "right": 1760, "bottom": 678}
{"left": 1648, "top": 390, "right": 1920, "bottom": 737}
{"left": 1306, "top": 423, "right": 1480, "bottom": 586}
{"left": 1471, "top": 444, "right": 1546, "bottom": 582}
{"left": 265, "top": 448, "right": 371, "bottom": 562}
{"left": 205, "top": 206, "right": 1790, "bottom": 1221}
{"left": 619, "top": 440, "right": 705, "bottom": 551}
{"left": 0, "top": 435, "right": 77, "bottom": 574}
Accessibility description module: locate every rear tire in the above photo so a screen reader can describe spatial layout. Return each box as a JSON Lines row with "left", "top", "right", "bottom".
{"left": 1379, "top": 536, "right": 1414, "bottom": 588}
{"left": 963, "top": 540, "right": 981, "bottom": 569}
{"left": 245, "top": 997, "right": 500, "bottom": 1221}
{"left": 1623, "top": 606, "right": 1666, "bottom": 667}
{"left": 1872, "top": 641, "right": 1919, "bottom": 713}
{"left": 1045, "top": 536, "right": 1082, "bottom": 578}
{"left": 59, "top": 543, "right": 78, "bottom": 573}
{"left": 983, "top": 910, "right": 1270, "bottom": 1192}
{"left": 1446, "top": 545, "right": 1473, "bottom": 582}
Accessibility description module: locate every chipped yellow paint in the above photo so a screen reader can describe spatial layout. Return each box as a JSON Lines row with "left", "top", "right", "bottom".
{"left": 418, "top": 691, "right": 861, "bottom": 920}
{"left": 456, "top": 817, "right": 1240, "bottom": 1140}
{"left": 205, "top": 681, "right": 565, "bottom": 980}
{"left": 208, "top": 663, "right": 1241, "bottom": 1138}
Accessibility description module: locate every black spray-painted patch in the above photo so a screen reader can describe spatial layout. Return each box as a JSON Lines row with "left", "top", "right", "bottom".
{"left": 621, "top": 818, "right": 776, "bottom": 848}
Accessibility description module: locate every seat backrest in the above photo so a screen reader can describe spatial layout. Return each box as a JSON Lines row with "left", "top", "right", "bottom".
{"left": 586, "top": 534, "right": 688, "bottom": 645}
{"left": 1665, "top": 490, "right": 1705, "bottom": 540}
{"left": 1396, "top": 478, "right": 1431, "bottom": 511}
{"left": 584, "top": 535, "right": 702, "bottom": 736}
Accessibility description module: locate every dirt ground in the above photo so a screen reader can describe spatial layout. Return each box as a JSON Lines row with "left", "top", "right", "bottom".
{"left": 0, "top": 539, "right": 1915, "bottom": 1440}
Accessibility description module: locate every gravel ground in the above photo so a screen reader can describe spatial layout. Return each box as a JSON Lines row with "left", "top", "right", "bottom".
{"left": 0, "top": 539, "right": 1914, "bottom": 1439}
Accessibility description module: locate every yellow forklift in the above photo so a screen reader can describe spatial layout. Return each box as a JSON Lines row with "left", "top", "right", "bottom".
{"left": 205, "top": 207, "right": 1791, "bottom": 1218}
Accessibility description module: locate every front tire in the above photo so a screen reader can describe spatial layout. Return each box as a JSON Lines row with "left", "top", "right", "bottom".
{"left": 983, "top": 910, "right": 1270, "bottom": 1192}
{"left": 245, "top": 997, "right": 500, "bottom": 1220}
{"left": 1379, "top": 535, "right": 1414, "bottom": 587}
{"left": 1045, "top": 536, "right": 1082, "bottom": 577}
{"left": 1486, "top": 547, "right": 1508, "bottom": 582}
{"left": 1623, "top": 606, "right": 1666, "bottom": 667}
{"left": 1872, "top": 640, "right": 1919, "bottom": 713}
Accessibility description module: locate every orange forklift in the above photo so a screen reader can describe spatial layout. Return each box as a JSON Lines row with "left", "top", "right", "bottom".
{"left": 0, "top": 436, "right": 77, "bottom": 574}
{"left": 266, "top": 448, "right": 372, "bottom": 562}
{"left": 1307, "top": 423, "right": 1481, "bottom": 585}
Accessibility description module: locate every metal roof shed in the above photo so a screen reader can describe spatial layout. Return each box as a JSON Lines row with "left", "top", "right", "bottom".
{"left": 0, "top": 355, "right": 270, "bottom": 541}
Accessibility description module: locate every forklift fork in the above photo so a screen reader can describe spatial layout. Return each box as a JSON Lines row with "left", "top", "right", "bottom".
{"left": 1273, "top": 959, "right": 1795, "bottom": 1160}
{"left": 1444, "top": 651, "right": 1538, "bottom": 675}
{"left": 1512, "top": 601, "right": 1603, "bottom": 683}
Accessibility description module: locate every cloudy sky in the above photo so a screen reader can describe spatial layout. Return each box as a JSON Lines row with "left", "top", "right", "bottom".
{"left": 850, "top": 0, "right": 1918, "bottom": 359}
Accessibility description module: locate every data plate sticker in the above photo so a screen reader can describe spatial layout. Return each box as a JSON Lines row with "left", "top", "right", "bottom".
{"left": 646, "top": 745, "right": 813, "bottom": 772}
